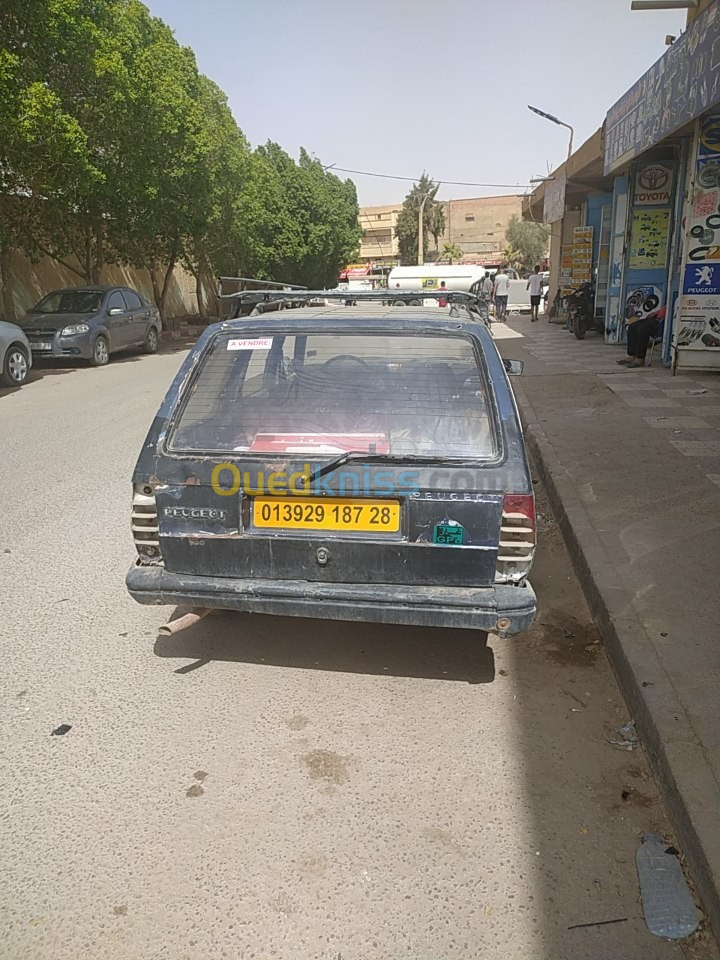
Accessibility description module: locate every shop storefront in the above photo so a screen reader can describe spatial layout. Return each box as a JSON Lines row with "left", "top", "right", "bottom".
{"left": 674, "top": 112, "right": 720, "bottom": 371}
{"left": 602, "top": 0, "right": 720, "bottom": 369}
{"left": 607, "top": 155, "right": 682, "bottom": 353}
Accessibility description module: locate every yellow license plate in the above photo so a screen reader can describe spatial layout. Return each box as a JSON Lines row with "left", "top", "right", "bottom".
{"left": 252, "top": 496, "right": 401, "bottom": 533}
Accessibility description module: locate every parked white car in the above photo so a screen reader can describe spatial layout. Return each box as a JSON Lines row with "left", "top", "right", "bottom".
{"left": 0, "top": 321, "right": 33, "bottom": 387}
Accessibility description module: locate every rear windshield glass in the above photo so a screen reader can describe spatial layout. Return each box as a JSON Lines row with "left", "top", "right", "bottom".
{"left": 168, "top": 332, "right": 496, "bottom": 459}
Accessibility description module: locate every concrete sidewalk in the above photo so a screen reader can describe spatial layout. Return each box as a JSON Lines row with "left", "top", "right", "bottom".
{"left": 498, "top": 317, "right": 720, "bottom": 940}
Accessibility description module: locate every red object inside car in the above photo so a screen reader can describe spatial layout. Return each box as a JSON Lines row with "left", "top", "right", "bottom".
{"left": 249, "top": 433, "right": 390, "bottom": 454}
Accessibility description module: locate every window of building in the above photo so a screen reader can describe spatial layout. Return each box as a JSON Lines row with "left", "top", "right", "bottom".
{"left": 465, "top": 215, "right": 475, "bottom": 222}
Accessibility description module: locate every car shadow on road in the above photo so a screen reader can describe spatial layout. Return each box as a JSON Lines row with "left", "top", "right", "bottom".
{"left": 154, "top": 611, "right": 496, "bottom": 683}
{"left": 0, "top": 362, "right": 77, "bottom": 398}
{"left": 0, "top": 341, "right": 194, "bottom": 399}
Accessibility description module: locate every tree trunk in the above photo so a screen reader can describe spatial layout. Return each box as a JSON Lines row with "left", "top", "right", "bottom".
{"left": 84, "top": 229, "right": 94, "bottom": 284}
{"left": 149, "top": 263, "right": 162, "bottom": 307}
{"left": 91, "top": 223, "right": 105, "bottom": 285}
{"left": 0, "top": 244, "right": 17, "bottom": 323}
{"left": 188, "top": 259, "right": 207, "bottom": 317}
{"left": 153, "top": 250, "right": 178, "bottom": 329}
{"left": 196, "top": 273, "right": 206, "bottom": 317}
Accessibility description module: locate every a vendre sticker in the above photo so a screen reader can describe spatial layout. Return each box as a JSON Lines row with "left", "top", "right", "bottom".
{"left": 227, "top": 337, "right": 273, "bottom": 350}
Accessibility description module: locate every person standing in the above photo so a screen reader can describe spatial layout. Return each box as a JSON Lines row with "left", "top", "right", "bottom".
{"left": 493, "top": 266, "right": 510, "bottom": 321}
{"left": 526, "top": 265, "right": 543, "bottom": 322}
{"left": 478, "top": 272, "right": 493, "bottom": 322}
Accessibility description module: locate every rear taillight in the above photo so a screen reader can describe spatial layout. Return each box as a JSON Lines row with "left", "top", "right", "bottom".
{"left": 495, "top": 494, "right": 535, "bottom": 583}
{"left": 132, "top": 483, "right": 161, "bottom": 563}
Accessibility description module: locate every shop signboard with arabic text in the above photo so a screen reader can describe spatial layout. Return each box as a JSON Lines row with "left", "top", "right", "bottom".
{"left": 604, "top": 1, "right": 720, "bottom": 175}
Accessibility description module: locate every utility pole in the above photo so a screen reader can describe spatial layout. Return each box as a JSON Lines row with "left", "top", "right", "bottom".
{"left": 417, "top": 193, "right": 430, "bottom": 266}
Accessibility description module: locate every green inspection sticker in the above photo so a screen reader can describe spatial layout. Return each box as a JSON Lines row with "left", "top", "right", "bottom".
{"left": 432, "top": 522, "right": 464, "bottom": 545}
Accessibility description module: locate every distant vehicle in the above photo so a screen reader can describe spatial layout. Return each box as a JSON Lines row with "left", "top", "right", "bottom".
{"left": 388, "top": 264, "right": 506, "bottom": 299}
{"left": 0, "top": 321, "right": 33, "bottom": 387}
{"left": 126, "top": 289, "right": 537, "bottom": 639}
{"left": 388, "top": 264, "right": 533, "bottom": 312}
{"left": 18, "top": 285, "right": 161, "bottom": 367}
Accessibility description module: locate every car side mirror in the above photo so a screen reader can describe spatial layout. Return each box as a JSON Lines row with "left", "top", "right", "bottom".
{"left": 503, "top": 358, "right": 524, "bottom": 376}
{"left": 108, "top": 307, "right": 124, "bottom": 316}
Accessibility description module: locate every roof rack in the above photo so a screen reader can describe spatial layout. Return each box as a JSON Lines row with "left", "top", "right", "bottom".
{"left": 218, "top": 276, "right": 308, "bottom": 291}
{"left": 221, "top": 288, "right": 486, "bottom": 323}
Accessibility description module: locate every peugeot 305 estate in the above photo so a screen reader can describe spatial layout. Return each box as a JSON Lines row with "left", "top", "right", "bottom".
{"left": 126, "top": 291, "right": 536, "bottom": 637}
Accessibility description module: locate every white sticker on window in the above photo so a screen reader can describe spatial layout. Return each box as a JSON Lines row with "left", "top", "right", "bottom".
{"left": 227, "top": 337, "right": 273, "bottom": 351}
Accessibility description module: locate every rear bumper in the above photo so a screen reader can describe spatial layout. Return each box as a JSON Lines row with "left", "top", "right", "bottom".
{"left": 126, "top": 563, "right": 536, "bottom": 635}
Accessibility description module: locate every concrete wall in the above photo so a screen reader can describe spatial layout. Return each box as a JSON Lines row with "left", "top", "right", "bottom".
{"left": 0, "top": 248, "right": 207, "bottom": 323}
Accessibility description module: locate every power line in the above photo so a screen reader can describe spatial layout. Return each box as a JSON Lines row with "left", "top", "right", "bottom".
{"left": 328, "top": 164, "right": 528, "bottom": 189}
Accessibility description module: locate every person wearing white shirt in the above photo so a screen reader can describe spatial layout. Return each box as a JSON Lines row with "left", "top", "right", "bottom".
{"left": 492, "top": 267, "right": 510, "bottom": 320}
{"left": 477, "top": 272, "right": 493, "bottom": 321}
{"left": 526, "top": 265, "right": 543, "bottom": 322}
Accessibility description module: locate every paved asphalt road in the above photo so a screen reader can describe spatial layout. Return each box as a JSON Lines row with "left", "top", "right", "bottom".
{"left": 0, "top": 346, "right": 716, "bottom": 960}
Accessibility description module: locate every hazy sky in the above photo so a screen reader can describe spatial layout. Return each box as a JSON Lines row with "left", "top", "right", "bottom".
{"left": 145, "top": 0, "right": 686, "bottom": 207}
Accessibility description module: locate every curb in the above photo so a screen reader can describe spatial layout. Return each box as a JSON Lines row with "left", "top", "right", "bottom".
{"left": 514, "top": 381, "right": 720, "bottom": 942}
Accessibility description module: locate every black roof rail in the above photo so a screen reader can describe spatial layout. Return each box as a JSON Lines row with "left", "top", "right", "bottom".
{"left": 220, "top": 288, "right": 487, "bottom": 324}
{"left": 217, "top": 276, "right": 308, "bottom": 291}
{"left": 221, "top": 288, "right": 479, "bottom": 304}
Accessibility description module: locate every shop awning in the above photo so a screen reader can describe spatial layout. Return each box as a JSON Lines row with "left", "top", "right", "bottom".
{"left": 339, "top": 265, "right": 371, "bottom": 280}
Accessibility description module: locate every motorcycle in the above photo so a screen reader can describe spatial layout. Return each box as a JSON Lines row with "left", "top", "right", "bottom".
{"left": 567, "top": 282, "right": 603, "bottom": 339}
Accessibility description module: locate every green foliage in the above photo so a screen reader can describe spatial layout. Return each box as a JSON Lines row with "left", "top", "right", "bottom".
{"left": 0, "top": 0, "right": 361, "bottom": 313}
{"left": 504, "top": 215, "right": 550, "bottom": 272}
{"left": 395, "top": 174, "right": 445, "bottom": 265}
{"left": 503, "top": 245, "right": 524, "bottom": 271}
{"left": 441, "top": 242, "right": 463, "bottom": 264}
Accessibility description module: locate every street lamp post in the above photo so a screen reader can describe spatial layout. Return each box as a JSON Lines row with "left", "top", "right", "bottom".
{"left": 528, "top": 105, "right": 575, "bottom": 160}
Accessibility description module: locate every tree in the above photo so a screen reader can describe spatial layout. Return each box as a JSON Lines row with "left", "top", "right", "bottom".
{"left": 395, "top": 174, "right": 445, "bottom": 265}
{"left": 503, "top": 245, "right": 523, "bottom": 271}
{"left": 107, "top": 3, "right": 218, "bottom": 323}
{"left": 0, "top": 0, "right": 361, "bottom": 319}
{"left": 235, "top": 143, "right": 360, "bottom": 288}
{"left": 441, "top": 242, "right": 463, "bottom": 264}
{"left": 180, "top": 77, "right": 250, "bottom": 315}
{"left": 504, "top": 215, "right": 550, "bottom": 272}
{"left": 0, "top": 0, "right": 122, "bottom": 293}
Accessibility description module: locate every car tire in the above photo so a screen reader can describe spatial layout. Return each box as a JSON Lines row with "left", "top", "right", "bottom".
{"left": 0, "top": 343, "right": 30, "bottom": 387}
{"left": 90, "top": 335, "right": 110, "bottom": 366}
{"left": 143, "top": 326, "right": 159, "bottom": 354}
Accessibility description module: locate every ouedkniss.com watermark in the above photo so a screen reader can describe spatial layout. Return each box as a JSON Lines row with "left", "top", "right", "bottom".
{"left": 209, "top": 462, "right": 492, "bottom": 497}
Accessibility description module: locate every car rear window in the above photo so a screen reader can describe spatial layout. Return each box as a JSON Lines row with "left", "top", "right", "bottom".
{"left": 168, "top": 332, "right": 497, "bottom": 459}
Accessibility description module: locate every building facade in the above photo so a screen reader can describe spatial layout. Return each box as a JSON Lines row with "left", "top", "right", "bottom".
{"left": 357, "top": 195, "right": 525, "bottom": 268}
{"left": 436, "top": 195, "right": 525, "bottom": 265}
{"left": 524, "top": 0, "right": 720, "bottom": 374}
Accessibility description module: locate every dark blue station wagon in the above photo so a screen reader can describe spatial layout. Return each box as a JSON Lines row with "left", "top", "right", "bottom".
{"left": 126, "top": 294, "right": 536, "bottom": 637}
